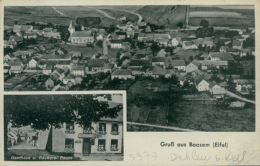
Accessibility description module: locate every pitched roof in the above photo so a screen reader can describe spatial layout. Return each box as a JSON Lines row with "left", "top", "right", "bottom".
{"left": 209, "top": 82, "right": 217, "bottom": 89}
{"left": 55, "top": 68, "right": 65, "bottom": 75}
{"left": 199, "top": 60, "right": 228, "bottom": 66}
{"left": 103, "top": 63, "right": 114, "bottom": 69}
{"left": 153, "top": 66, "right": 166, "bottom": 75}
{"left": 71, "top": 65, "right": 85, "bottom": 71}
{"left": 194, "top": 76, "right": 205, "bottom": 84}
{"left": 71, "top": 31, "right": 92, "bottom": 37}
{"left": 57, "top": 61, "right": 71, "bottom": 65}
{"left": 154, "top": 34, "right": 170, "bottom": 39}
{"left": 212, "top": 88, "right": 226, "bottom": 95}
{"left": 50, "top": 73, "right": 60, "bottom": 80}
{"left": 152, "top": 57, "right": 167, "bottom": 63}
{"left": 110, "top": 40, "right": 122, "bottom": 43}
{"left": 233, "top": 40, "right": 242, "bottom": 46}
{"left": 157, "top": 49, "right": 167, "bottom": 56}
{"left": 87, "top": 59, "right": 107, "bottom": 67}
{"left": 129, "top": 59, "right": 151, "bottom": 66}
{"left": 10, "top": 66, "right": 22, "bottom": 71}
{"left": 209, "top": 52, "right": 234, "bottom": 61}
{"left": 170, "top": 60, "right": 186, "bottom": 66}
{"left": 112, "top": 69, "right": 132, "bottom": 75}
{"left": 220, "top": 46, "right": 228, "bottom": 50}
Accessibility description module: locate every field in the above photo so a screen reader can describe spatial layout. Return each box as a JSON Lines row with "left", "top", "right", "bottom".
{"left": 135, "top": 5, "right": 255, "bottom": 28}
{"left": 189, "top": 12, "right": 246, "bottom": 18}
{"left": 100, "top": 9, "right": 139, "bottom": 22}
{"left": 89, "top": 6, "right": 144, "bottom": 12}
{"left": 4, "top": 6, "right": 117, "bottom": 27}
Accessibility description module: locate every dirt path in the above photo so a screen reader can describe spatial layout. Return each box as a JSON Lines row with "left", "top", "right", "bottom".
{"left": 226, "top": 90, "right": 255, "bottom": 104}
{"left": 51, "top": 6, "right": 67, "bottom": 17}
{"left": 127, "top": 122, "right": 200, "bottom": 132}
{"left": 94, "top": 9, "right": 116, "bottom": 20}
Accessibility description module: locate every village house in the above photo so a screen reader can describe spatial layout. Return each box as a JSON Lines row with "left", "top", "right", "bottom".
{"left": 199, "top": 60, "right": 228, "bottom": 71}
{"left": 103, "top": 63, "right": 114, "bottom": 73}
{"left": 41, "top": 54, "right": 71, "bottom": 61}
{"left": 55, "top": 61, "right": 71, "bottom": 69}
{"left": 219, "top": 46, "right": 228, "bottom": 52}
{"left": 155, "top": 39, "right": 169, "bottom": 46}
{"left": 212, "top": 88, "right": 226, "bottom": 98}
{"left": 157, "top": 49, "right": 167, "bottom": 57}
{"left": 137, "top": 22, "right": 147, "bottom": 29}
{"left": 152, "top": 66, "right": 167, "bottom": 78}
{"left": 24, "top": 32, "right": 38, "bottom": 39}
{"left": 154, "top": 34, "right": 171, "bottom": 40}
{"left": 71, "top": 65, "right": 85, "bottom": 77}
{"left": 111, "top": 69, "right": 133, "bottom": 80}
{"left": 232, "top": 40, "right": 243, "bottom": 50}
{"left": 42, "top": 65, "right": 52, "bottom": 75}
{"left": 137, "top": 33, "right": 146, "bottom": 42}
{"left": 186, "top": 61, "right": 201, "bottom": 73}
{"left": 28, "top": 57, "right": 40, "bottom": 68}
{"left": 152, "top": 57, "right": 167, "bottom": 69}
{"left": 240, "top": 48, "right": 251, "bottom": 57}
{"left": 43, "top": 28, "right": 53, "bottom": 33}
{"left": 13, "top": 25, "right": 33, "bottom": 33}
{"left": 115, "top": 32, "right": 126, "bottom": 40}
{"left": 169, "top": 60, "right": 186, "bottom": 71}
{"left": 49, "top": 103, "right": 123, "bottom": 155}
{"left": 63, "top": 73, "right": 76, "bottom": 85}
{"left": 110, "top": 40, "right": 123, "bottom": 49}
{"left": 208, "top": 52, "right": 234, "bottom": 61}
{"left": 195, "top": 76, "right": 209, "bottom": 91}
{"left": 209, "top": 82, "right": 221, "bottom": 94}
{"left": 235, "top": 79, "right": 255, "bottom": 94}
{"left": 182, "top": 41, "right": 197, "bottom": 50}
{"left": 9, "top": 35, "right": 23, "bottom": 44}
{"left": 43, "top": 32, "right": 61, "bottom": 39}
{"left": 86, "top": 59, "right": 108, "bottom": 73}
{"left": 171, "top": 37, "right": 182, "bottom": 47}
{"left": 4, "top": 54, "right": 16, "bottom": 62}
{"left": 4, "top": 40, "right": 17, "bottom": 49}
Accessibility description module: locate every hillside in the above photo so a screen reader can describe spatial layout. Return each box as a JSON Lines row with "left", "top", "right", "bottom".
{"left": 136, "top": 5, "right": 255, "bottom": 28}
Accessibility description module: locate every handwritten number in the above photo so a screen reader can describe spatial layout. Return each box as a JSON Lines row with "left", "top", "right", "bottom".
{"left": 137, "top": 152, "right": 142, "bottom": 160}
{"left": 143, "top": 151, "right": 149, "bottom": 160}
{"left": 152, "top": 152, "right": 157, "bottom": 160}
{"left": 129, "top": 154, "right": 135, "bottom": 161}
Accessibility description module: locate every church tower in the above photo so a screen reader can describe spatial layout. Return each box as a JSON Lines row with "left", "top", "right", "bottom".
{"left": 103, "top": 36, "right": 108, "bottom": 55}
{"left": 68, "top": 20, "right": 75, "bottom": 41}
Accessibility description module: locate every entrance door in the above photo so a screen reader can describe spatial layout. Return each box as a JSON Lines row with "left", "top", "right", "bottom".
{"left": 83, "top": 138, "right": 91, "bottom": 156}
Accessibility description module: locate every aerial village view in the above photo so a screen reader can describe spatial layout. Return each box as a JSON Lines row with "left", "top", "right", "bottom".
{"left": 4, "top": 5, "right": 255, "bottom": 132}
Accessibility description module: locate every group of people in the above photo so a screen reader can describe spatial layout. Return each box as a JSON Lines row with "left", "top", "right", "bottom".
{"left": 26, "top": 132, "right": 38, "bottom": 147}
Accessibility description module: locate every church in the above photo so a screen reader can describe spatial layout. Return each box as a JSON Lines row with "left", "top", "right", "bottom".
{"left": 68, "top": 21, "right": 94, "bottom": 44}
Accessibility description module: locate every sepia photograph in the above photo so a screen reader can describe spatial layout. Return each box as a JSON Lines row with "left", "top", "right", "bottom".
{"left": 3, "top": 5, "right": 255, "bottom": 132}
{"left": 4, "top": 93, "right": 124, "bottom": 161}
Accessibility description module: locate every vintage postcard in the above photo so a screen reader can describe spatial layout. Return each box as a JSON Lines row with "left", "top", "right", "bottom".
{"left": 0, "top": 0, "right": 259, "bottom": 165}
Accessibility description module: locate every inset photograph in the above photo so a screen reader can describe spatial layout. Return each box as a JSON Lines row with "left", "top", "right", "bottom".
{"left": 4, "top": 94, "right": 124, "bottom": 161}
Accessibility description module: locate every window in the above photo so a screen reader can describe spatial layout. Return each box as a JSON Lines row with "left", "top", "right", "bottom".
{"left": 111, "top": 139, "right": 118, "bottom": 151}
{"left": 66, "top": 123, "right": 74, "bottom": 130}
{"left": 98, "top": 139, "right": 106, "bottom": 151}
{"left": 83, "top": 122, "right": 92, "bottom": 134}
{"left": 111, "top": 124, "right": 119, "bottom": 135}
{"left": 65, "top": 122, "right": 75, "bottom": 134}
{"left": 65, "top": 138, "right": 74, "bottom": 150}
{"left": 99, "top": 123, "right": 106, "bottom": 131}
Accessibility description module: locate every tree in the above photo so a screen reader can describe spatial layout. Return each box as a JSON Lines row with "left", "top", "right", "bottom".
{"left": 150, "top": 42, "right": 160, "bottom": 56}
{"left": 226, "top": 75, "right": 237, "bottom": 93}
{"left": 176, "top": 22, "right": 183, "bottom": 29}
{"left": 137, "top": 41, "right": 145, "bottom": 49}
{"left": 189, "top": 56, "right": 194, "bottom": 62}
{"left": 116, "top": 52, "right": 121, "bottom": 59}
{"left": 200, "top": 20, "right": 209, "bottom": 28}
{"left": 107, "top": 25, "right": 115, "bottom": 34}
{"left": 4, "top": 94, "right": 122, "bottom": 153}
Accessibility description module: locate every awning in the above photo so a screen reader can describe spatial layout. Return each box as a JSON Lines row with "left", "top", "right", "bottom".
{"left": 78, "top": 133, "right": 95, "bottom": 138}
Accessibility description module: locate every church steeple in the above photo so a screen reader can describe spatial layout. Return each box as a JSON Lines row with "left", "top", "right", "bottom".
{"left": 68, "top": 20, "right": 75, "bottom": 41}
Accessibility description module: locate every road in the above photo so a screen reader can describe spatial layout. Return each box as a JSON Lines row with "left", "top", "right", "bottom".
{"left": 226, "top": 90, "right": 255, "bottom": 104}
{"left": 127, "top": 122, "right": 200, "bottom": 132}
{"left": 51, "top": 6, "right": 67, "bottom": 17}
{"left": 89, "top": 7, "right": 143, "bottom": 22}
